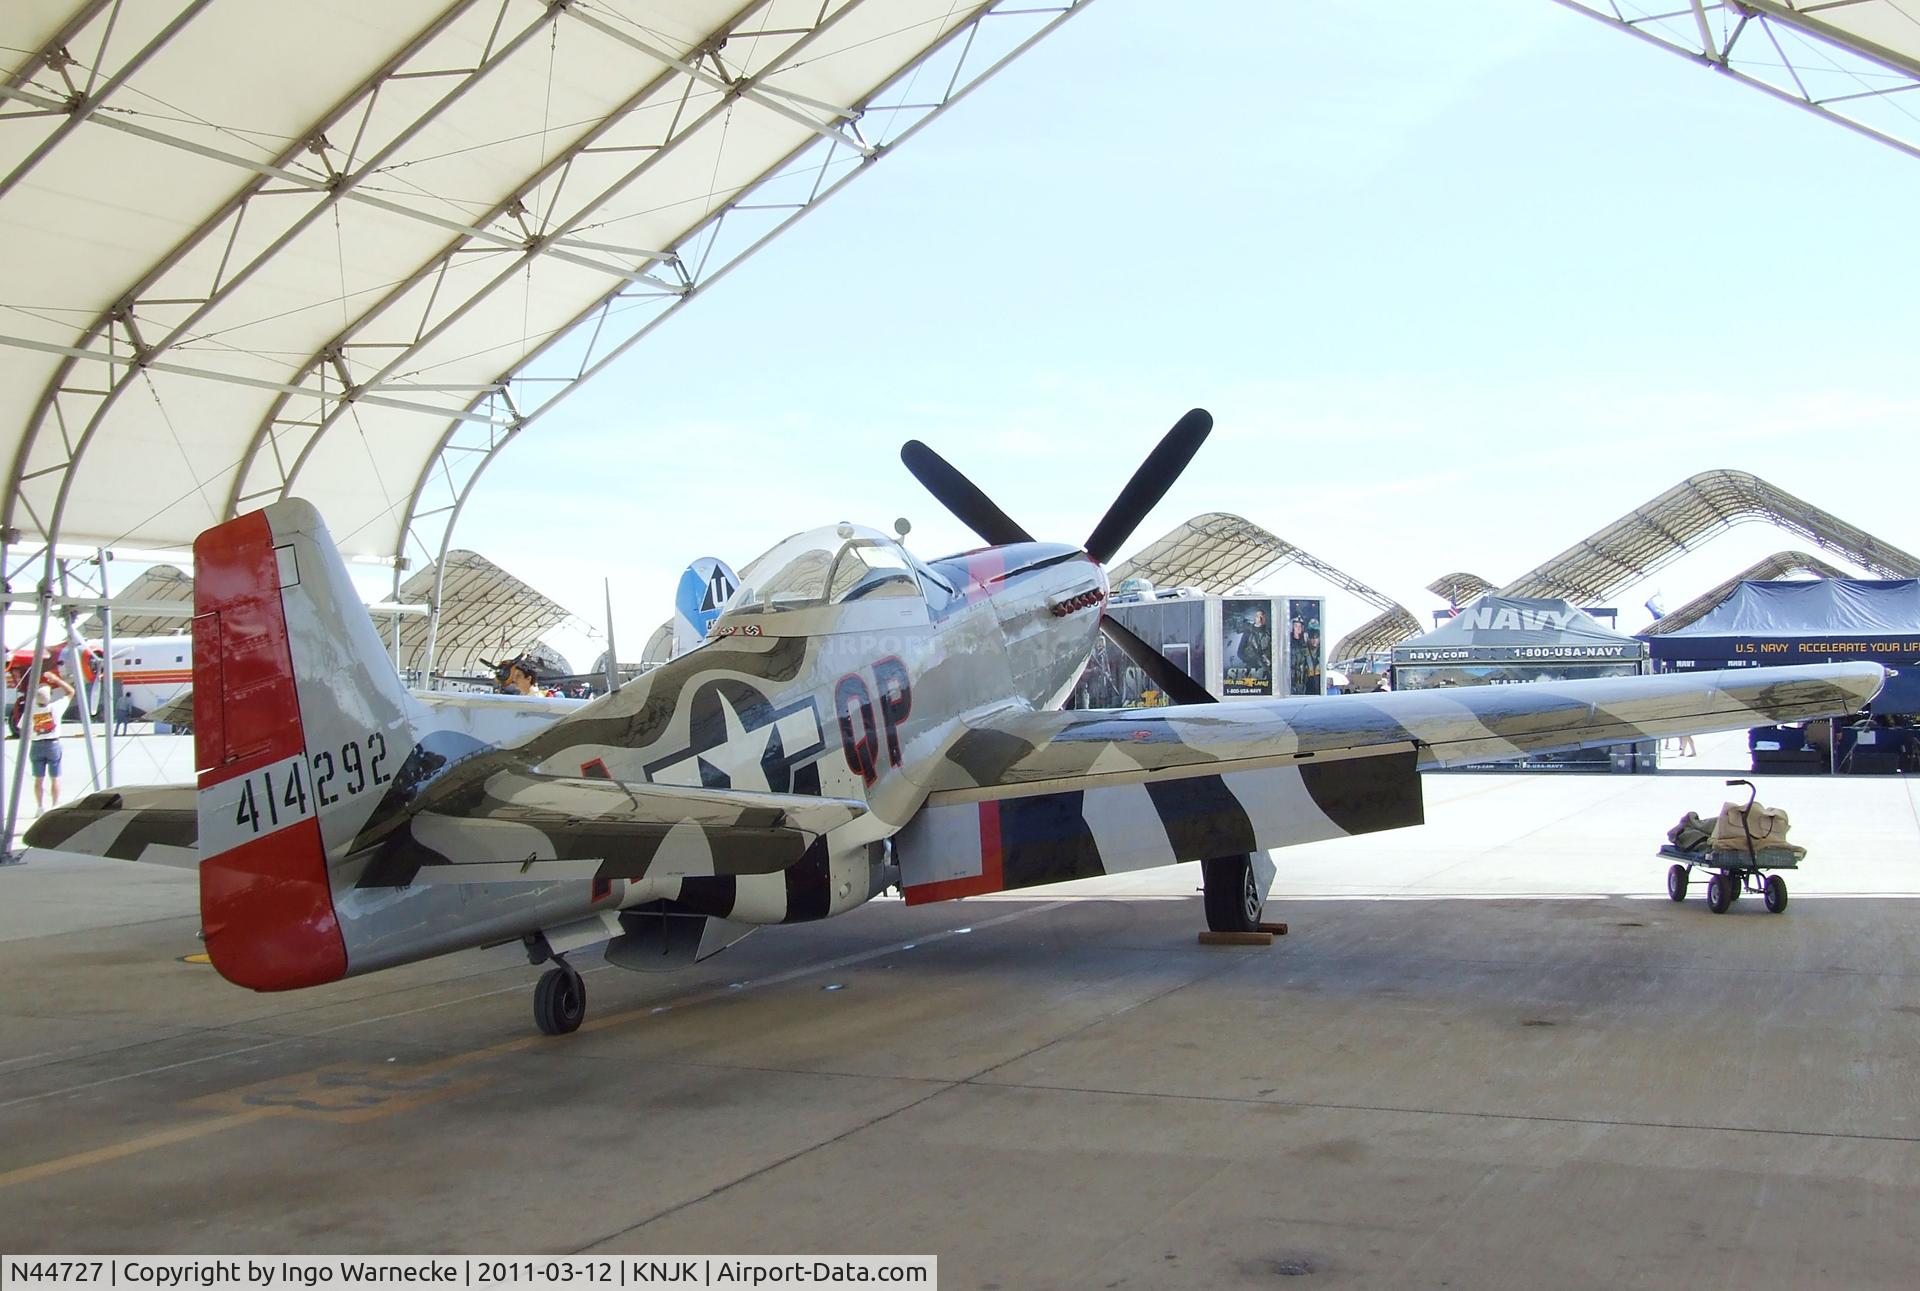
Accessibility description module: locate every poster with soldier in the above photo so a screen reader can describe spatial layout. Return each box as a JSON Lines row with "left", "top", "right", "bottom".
{"left": 1286, "top": 597, "right": 1324, "bottom": 696}
{"left": 1222, "top": 598, "right": 1275, "bottom": 696}
{"left": 1070, "top": 599, "right": 1206, "bottom": 708}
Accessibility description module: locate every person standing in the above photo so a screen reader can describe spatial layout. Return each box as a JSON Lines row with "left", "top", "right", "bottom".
{"left": 28, "top": 664, "right": 76, "bottom": 811}
{"left": 504, "top": 656, "right": 540, "bottom": 697}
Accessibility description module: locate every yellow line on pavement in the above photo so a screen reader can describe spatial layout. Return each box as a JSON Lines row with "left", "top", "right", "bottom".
{"left": 0, "top": 899, "right": 1068, "bottom": 1192}
{"left": 0, "top": 1110, "right": 271, "bottom": 1190}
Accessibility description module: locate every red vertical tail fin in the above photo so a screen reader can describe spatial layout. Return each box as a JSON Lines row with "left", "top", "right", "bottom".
{"left": 194, "top": 504, "right": 345, "bottom": 990}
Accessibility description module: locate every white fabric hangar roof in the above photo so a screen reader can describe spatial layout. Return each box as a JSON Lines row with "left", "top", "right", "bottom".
{"left": 75, "top": 548, "right": 583, "bottom": 675}
{"left": 0, "top": 0, "right": 1094, "bottom": 581}
{"left": 393, "top": 547, "right": 582, "bottom": 677}
{"left": 78, "top": 562, "right": 193, "bottom": 638}
{"left": 1555, "top": 1, "right": 1920, "bottom": 161}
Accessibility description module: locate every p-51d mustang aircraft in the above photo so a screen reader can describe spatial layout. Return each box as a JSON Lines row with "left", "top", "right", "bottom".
{"left": 28, "top": 411, "right": 1882, "bottom": 1035}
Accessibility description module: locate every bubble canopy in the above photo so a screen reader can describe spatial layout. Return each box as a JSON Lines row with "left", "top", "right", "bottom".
{"left": 714, "top": 525, "right": 945, "bottom": 636}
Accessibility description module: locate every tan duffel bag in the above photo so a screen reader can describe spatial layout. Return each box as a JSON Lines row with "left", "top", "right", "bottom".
{"left": 1709, "top": 799, "right": 1803, "bottom": 858}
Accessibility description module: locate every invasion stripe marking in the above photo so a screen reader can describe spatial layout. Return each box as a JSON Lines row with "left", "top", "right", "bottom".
{"left": 1299, "top": 750, "right": 1424, "bottom": 836}
{"left": 1078, "top": 782, "right": 1170, "bottom": 878}
{"left": 999, "top": 790, "right": 1103, "bottom": 889}
{"left": 1144, "top": 775, "right": 1255, "bottom": 861}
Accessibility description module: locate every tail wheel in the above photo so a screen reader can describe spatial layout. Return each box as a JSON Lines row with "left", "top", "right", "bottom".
{"left": 534, "top": 966, "right": 586, "bottom": 1035}
{"left": 1202, "top": 855, "right": 1263, "bottom": 933}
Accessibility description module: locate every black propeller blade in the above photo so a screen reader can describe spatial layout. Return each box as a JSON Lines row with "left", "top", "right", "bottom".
{"left": 899, "top": 441, "right": 1033, "bottom": 548}
{"left": 903, "top": 409, "right": 1222, "bottom": 705}
{"left": 1083, "top": 408, "right": 1212, "bottom": 564}
{"left": 1098, "top": 616, "right": 1217, "bottom": 707}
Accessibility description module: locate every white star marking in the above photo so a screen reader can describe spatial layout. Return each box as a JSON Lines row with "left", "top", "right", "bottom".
{"left": 649, "top": 691, "right": 822, "bottom": 792}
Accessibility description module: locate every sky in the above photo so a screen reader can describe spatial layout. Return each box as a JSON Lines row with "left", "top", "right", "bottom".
{"left": 41, "top": 0, "right": 1920, "bottom": 667}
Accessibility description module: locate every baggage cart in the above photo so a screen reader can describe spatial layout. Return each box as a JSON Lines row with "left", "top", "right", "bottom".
{"left": 1658, "top": 779, "right": 1801, "bottom": 914}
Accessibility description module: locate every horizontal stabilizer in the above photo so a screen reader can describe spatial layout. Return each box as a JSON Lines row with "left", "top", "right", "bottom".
{"left": 23, "top": 785, "right": 198, "bottom": 867}
{"left": 358, "top": 772, "right": 865, "bottom": 888}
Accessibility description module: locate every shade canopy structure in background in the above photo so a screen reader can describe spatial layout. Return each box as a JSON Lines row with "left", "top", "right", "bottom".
{"left": 73, "top": 548, "right": 592, "bottom": 682}
{"left": 78, "top": 563, "right": 192, "bottom": 639}
{"left": 1114, "top": 513, "right": 1422, "bottom": 664}
{"left": 1495, "top": 471, "right": 1920, "bottom": 606}
{"left": 1339, "top": 472, "right": 1919, "bottom": 664}
{"left": 1427, "top": 572, "right": 1495, "bottom": 608}
{"left": 392, "top": 548, "right": 590, "bottom": 680}
{"left": 0, "top": 0, "right": 1096, "bottom": 624}
{"left": 1555, "top": 0, "right": 1920, "bottom": 163}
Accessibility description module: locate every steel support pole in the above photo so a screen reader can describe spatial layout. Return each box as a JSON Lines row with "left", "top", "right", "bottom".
{"left": 98, "top": 547, "right": 114, "bottom": 787}
{"left": 0, "top": 541, "right": 10, "bottom": 855}
{"left": 4, "top": 583, "right": 53, "bottom": 856}
{"left": 0, "top": 616, "right": 9, "bottom": 860}
{"left": 58, "top": 559, "right": 100, "bottom": 791}
{"left": 422, "top": 565, "right": 446, "bottom": 687}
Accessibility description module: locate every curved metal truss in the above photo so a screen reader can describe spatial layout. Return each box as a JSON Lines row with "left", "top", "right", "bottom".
{"left": 1553, "top": 0, "right": 1920, "bottom": 162}
{"left": 1113, "top": 511, "right": 1412, "bottom": 609}
{"left": 1112, "top": 511, "right": 1423, "bottom": 667}
{"left": 394, "top": 1, "right": 1099, "bottom": 656}
{"left": 1498, "top": 469, "right": 1919, "bottom": 604}
{"left": 1426, "top": 571, "right": 1494, "bottom": 608}
{"left": 1642, "top": 549, "right": 1849, "bottom": 636}
{"left": 78, "top": 563, "right": 192, "bottom": 639}
{"left": 1329, "top": 607, "right": 1426, "bottom": 669}
{"left": 0, "top": 0, "right": 1097, "bottom": 639}
{"left": 0, "top": 1, "right": 1096, "bottom": 843}
{"left": 393, "top": 548, "right": 588, "bottom": 678}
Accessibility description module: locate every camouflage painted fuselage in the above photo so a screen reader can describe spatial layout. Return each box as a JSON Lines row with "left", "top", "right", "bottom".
{"left": 324, "top": 539, "right": 1109, "bottom": 971}
{"left": 24, "top": 498, "right": 1885, "bottom": 997}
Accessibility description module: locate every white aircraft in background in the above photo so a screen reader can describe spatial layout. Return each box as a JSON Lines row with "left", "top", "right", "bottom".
{"left": 8, "top": 636, "right": 193, "bottom": 723}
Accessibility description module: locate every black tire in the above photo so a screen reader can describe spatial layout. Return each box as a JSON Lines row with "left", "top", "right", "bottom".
{"left": 1726, "top": 872, "right": 1743, "bottom": 901}
{"left": 1706, "top": 874, "right": 1732, "bottom": 914}
{"left": 1764, "top": 874, "right": 1788, "bottom": 914}
{"left": 1202, "top": 855, "right": 1262, "bottom": 933}
{"left": 534, "top": 966, "right": 586, "bottom": 1035}
{"left": 1667, "top": 864, "right": 1689, "bottom": 902}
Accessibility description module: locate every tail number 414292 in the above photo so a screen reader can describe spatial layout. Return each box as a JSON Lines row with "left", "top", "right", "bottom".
{"left": 223, "top": 732, "right": 393, "bottom": 841}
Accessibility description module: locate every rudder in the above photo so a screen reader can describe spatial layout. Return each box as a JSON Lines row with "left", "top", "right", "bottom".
{"left": 193, "top": 499, "right": 420, "bottom": 990}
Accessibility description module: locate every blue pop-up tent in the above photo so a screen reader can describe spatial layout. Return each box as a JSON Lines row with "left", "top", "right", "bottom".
{"left": 1643, "top": 579, "right": 1920, "bottom": 714}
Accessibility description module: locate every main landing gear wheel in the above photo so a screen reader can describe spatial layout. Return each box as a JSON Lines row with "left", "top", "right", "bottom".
{"left": 1202, "top": 855, "right": 1263, "bottom": 933}
{"left": 1763, "top": 873, "right": 1789, "bottom": 914}
{"left": 1667, "top": 864, "right": 1689, "bottom": 902}
{"left": 534, "top": 965, "right": 586, "bottom": 1035}
{"left": 1706, "top": 874, "right": 1733, "bottom": 915}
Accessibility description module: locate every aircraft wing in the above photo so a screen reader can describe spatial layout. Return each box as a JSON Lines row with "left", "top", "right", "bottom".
{"left": 142, "top": 691, "right": 195, "bottom": 729}
{"left": 893, "top": 662, "right": 1882, "bottom": 903}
